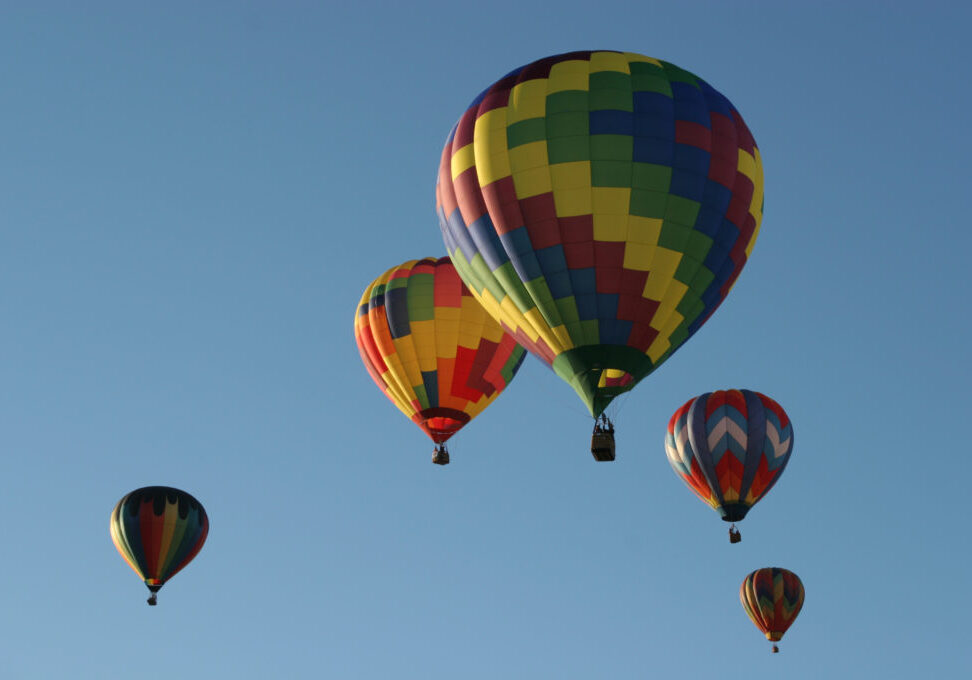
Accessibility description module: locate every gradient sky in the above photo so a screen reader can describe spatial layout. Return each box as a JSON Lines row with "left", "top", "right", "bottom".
{"left": 1, "top": 2, "right": 969, "bottom": 678}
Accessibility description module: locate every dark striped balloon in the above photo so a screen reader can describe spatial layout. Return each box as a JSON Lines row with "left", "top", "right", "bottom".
{"left": 110, "top": 486, "right": 209, "bottom": 604}
{"left": 740, "top": 567, "right": 805, "bottom": 652}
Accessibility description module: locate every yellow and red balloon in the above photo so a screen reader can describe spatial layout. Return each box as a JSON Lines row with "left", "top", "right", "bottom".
{"left": 355, "top": 257, "right": 525, "bottom": 458}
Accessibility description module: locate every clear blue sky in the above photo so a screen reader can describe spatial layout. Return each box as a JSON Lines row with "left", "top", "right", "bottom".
{"left": 1, "top": 2, "right": 969, "bottom": 678}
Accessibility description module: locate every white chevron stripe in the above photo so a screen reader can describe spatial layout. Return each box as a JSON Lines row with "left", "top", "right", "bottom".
{"left": 675, "top": 422, "right": 690, "bottom": 450}
{"left": 666, "top": 425, "right": 696, "bottom": 472}
{"left": 667, "top": 438, "right": 687, "bottom": 470}
{"left": 765, "top": 424, "right": 791, "bottom": 458}
{"left": 707, "top": 416, "right": 747, "bottom": 450}
{"left": 664, "top": 438, "right": 681, "bottom": 468}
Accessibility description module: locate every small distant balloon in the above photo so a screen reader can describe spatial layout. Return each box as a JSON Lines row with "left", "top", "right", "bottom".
{"left": 740, "top": 567, "right": 805, "bottom": 652}
{"left": 110, "top": 486, "right": 209, "bottom": 605}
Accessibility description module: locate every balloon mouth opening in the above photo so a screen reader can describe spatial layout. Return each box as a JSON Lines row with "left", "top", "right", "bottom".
{"left": 718, "top": 503, "right": 751, "bottom": 523}
{"left": 596, "top": 369, "right": 635, "bottom": 389}
{"left": 426, "top": 421, "right": 463, "bottom": 443}
{"left": 552, "top": 347, "right": 656, "bottom": 417}
{"left": 589, "top": 369, "right": 640, "bottom": 416}
{"left": 417, "top": 408, "right": 471, "bottom": 444}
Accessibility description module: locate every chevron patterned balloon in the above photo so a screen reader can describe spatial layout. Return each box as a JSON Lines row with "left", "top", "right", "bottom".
{"left": 740, "top": 567, "right": 805, "bottom": 652}
{"left": 665, "top": 389, "right": 792, "bottom": 529}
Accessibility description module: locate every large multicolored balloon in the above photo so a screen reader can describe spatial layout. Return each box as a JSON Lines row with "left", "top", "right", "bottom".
{"left": 110, "top": 486, "right": 209, "bottom": 605}
{"left": 740, "top": 567, "right": 805, "bottom": 652}
{"left": 437, "top": 51, "right": 763, "bottom": 417}
{"left": 355, "top": 257, "right": 526, "bottom": 463}
{"left": 665, "top": 389, "right": 793, "bottom": 541}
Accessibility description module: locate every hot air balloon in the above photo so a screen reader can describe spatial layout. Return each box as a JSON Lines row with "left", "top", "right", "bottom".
{"left": 355, "top": 257, "right": 526, "bottom": 464}
{"left": 740, "top": 567, "right": 805, "bottom": 652}
{"left": 436, "top": 50, "right": 763, "bottom": 459}
{"left": 110, "top": 486, "right": 209, "bottom": 605}
{"left": 665, "top": 389, "right": 792, "bottom": 542}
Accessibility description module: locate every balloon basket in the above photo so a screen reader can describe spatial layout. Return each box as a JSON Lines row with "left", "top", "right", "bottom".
{"left": 590, "top": 432, "right": 615, "bottom": 461}
{"left": 147, "top": 594, "right": 158, "bottom": 606}
{"left": 591, "top": 416, "right": 616, "bottom": 461}
{"left": 771, "top": 645, "right": 779, "bottom": 653}
{"left": 729, "top": 525, "right": 741, "bottom": 543}
{"left": 432, "top": 445, "right": 450, "bottom": 466}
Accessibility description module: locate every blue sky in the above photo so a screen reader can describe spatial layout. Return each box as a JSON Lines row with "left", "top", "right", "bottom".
{"left": 1, "top": 2, "right": 969, "bottom": 678}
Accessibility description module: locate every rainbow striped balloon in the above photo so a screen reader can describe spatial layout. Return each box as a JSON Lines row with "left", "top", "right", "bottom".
{"left": 110, "top": 486, "right": 209, "bottom": 604}
{"left": 665, "top": 389, "right": 793, "bottom": 525}
{"left": 437, "top": 51, "right": 762, "bottom": 417}
{"left": 355, "top": 257, "right": 526, "bottom": 451}
{"left": 740, "top": 567, "right": 805, "bottom": 652}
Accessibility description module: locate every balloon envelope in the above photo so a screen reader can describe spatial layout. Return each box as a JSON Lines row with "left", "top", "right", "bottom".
{"left": 437, "top": 51, "right": 763, "bottom": 416}
{"left": 110, "top": 486, "right": 209, "bottom": 593}
{"left": 665, "top": 389, "right": 792, "bottom": 522}
{"left": 740, "top": 567, "right": 805, "bottom": 646}
{"left": 355, "top": 257, "right": 526, "bottom": 445}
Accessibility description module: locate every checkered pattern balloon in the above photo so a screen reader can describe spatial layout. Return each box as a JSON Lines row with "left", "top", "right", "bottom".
{"left": 665, "top": 389, "right": 793, "bottom": 522}
{"left": 740, "top": 567, "right": 805, "bottom": 650}
{"left": 355, "top": 257, "right": 526, "bottom": 446}
{"left": 437, "top": 51, "right": 763, "bottom": 416}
